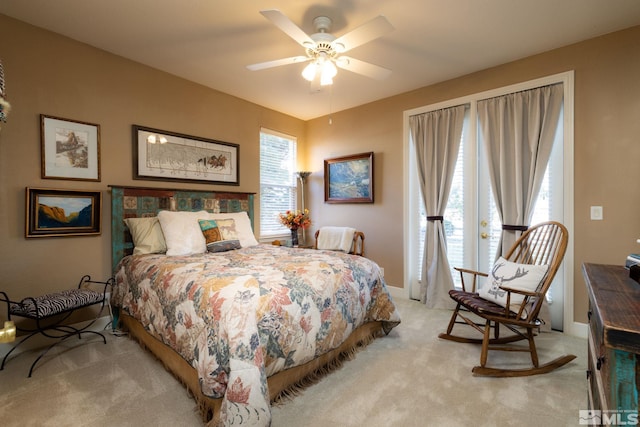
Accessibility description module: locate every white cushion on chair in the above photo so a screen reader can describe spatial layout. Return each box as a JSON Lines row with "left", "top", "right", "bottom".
{"left": 478, "top": 257, "right": 549, "bottom": 311}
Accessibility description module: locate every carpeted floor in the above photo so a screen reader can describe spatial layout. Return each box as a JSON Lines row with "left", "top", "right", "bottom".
{"left": 0, "top": 298, "right": 587, "bottom": 426}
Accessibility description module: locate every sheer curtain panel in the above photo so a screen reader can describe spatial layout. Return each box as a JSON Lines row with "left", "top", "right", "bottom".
{"left": 477, "top": 84, "right": 563, "bottom": 255}
{"left": 409, "top": 105, "right": 466, "bottom": 308}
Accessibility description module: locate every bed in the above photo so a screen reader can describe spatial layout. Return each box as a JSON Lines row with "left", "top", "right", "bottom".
{"left": 109, "top": 185, "right": 401, "bottom": 426}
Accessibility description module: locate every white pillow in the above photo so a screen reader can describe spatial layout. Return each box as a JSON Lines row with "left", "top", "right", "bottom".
{"left": 478, "top": 257, "right": 549, "bottom": 313}
{"left": 157, "top": 210, "right": 209, "bottom": 256}
{"left": 123, "top": 217, "right": 167, "bottom": 255}
{"left": 207, "top": 211, "right": 258, "bottom": 247}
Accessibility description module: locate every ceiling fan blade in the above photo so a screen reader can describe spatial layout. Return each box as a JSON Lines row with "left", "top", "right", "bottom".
{"left": 260, "top": 9, "right": 315, "bottom": 48}
{"left": 332, "top": 15, "right": 394, "bottom": 52}
{"left": 247, "top": 56, "right": 310, "bottom": 71}
{"left": 335, "top": 56, "right": 392, "bottom": 80}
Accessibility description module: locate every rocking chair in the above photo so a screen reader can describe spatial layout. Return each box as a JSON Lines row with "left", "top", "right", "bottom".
{"left": 438, "top": 221, "right": 575, "bottom": 377}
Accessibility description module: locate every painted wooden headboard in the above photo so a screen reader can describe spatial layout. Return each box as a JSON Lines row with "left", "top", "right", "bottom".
{"left": 109, "top": 185, "right": 255, "bottom": 273}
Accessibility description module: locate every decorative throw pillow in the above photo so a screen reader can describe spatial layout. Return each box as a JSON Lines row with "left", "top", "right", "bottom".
{"left": 478, "top": 257, "right": 549, "bottom": 313}
{"left": 207, "top": 212, "right": 258, "bottom": 248}
{"left": 123, "top": 217, "right": 167, "bottom": 255}
{"left": 157, "top": 210, "right": 209, "bottom": 256}
{"left": 198, "top": 219, "right": 241, "bottom": 253}
{"left": 214, "top": 218, "right": 239, "bottom": 240}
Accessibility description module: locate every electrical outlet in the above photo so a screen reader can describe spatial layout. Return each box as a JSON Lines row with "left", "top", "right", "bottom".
{"left": 380, "top": 267, "right": 385, "bottom": 277}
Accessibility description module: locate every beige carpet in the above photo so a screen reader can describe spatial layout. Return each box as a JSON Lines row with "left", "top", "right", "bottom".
{"left": 0, "top": 298, "right": 587, "bottom": 426}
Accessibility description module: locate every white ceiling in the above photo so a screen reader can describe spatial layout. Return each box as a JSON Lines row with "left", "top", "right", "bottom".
{"left": 2, "top": 0, "right": 640, "bottom": 120}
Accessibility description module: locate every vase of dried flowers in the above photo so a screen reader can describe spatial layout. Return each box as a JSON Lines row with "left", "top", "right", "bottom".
{"left": 278, "top": 209, "right": 311, "bottom": 247}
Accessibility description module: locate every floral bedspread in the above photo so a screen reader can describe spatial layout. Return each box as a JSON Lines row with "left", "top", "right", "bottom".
{"left": 113, "top": 245, "right": 400, "bottom": 426}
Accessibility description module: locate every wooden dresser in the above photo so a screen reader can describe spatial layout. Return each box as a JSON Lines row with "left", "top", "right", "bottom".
{"left": 583, "top": 263, "right": 640, "bottom": 421}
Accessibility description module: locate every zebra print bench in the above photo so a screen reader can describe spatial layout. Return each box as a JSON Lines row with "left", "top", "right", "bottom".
{"left": 0, "top": 275, "right": 114, "bottom": 377}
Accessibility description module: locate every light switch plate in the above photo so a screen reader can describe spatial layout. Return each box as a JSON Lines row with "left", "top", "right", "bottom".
{"left": 590, "top": 206, "right": 603, "bottom": 220}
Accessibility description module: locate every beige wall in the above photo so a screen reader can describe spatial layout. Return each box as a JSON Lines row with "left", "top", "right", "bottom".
{"left": 1, "top": 13, "right": 639, "bottom": 327}
{"left": 0, "top": 15, "right": 304, "bottom": 313}
{"left": 306, "top": 25, "right": 640, "bottom": 324}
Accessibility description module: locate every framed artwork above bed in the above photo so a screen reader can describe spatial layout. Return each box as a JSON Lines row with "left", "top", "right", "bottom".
{"left": 133, "top": 125, "right": 239, "bottom": 185}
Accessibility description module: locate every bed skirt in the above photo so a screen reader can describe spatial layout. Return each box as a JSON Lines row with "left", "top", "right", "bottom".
{"left": 119, "top": 312, "right": 384, "bottom": 426}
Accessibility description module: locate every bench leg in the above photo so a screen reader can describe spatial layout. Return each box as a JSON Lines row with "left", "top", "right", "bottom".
{"left": 27, "top": 330, "right": 107, "bottom": 377}
{"left": 1, "top": 330, "right": 41, "bottom": 371}
{"left": 4, "top": 306, "right": 109, "bottom": 376}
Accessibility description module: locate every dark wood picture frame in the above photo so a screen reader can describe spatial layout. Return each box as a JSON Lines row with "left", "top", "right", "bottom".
{"left": 133, "top": 125, "right": 239, "bottom": 185}
{"left": 26, "top": 187, "right": 102, "bottom": 238}
{"left": 324, "top": 152, "right": 374, "bottom": 203}
{"left": 40, "top": 115, "right": 101, "bottom": 181}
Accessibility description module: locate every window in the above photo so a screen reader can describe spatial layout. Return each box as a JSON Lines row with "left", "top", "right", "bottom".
{"left": 260, "top": 128, "right": 297, "bottom": 238}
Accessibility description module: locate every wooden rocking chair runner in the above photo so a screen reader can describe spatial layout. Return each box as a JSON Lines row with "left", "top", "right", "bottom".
{"left": 438, "top": 221, "right": 575, "bottom": 377}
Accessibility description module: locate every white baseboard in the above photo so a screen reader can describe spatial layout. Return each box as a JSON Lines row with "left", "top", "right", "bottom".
{"left": 566, "top": 320, "right": 588, "bottom": 339}
{"left": 0, "top": 315, "right": 112, "bottom": 359}
{"left": 386, "top": 284, "right": 408, "bottom": 300}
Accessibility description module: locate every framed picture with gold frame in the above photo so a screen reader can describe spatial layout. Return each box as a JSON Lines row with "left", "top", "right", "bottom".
{"left": 26, "top": 187, "right": 102, "bottom": 238}
{"left": 40, "top": 115, "right": 101, "bottom": 181}
{"left": 324, "top": 152, "right": 374, "bottom": 203}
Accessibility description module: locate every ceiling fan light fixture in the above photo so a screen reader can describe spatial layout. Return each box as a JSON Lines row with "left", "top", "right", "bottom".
{"left": 320, "top": 60, "right": 337, "bottom": 85}
{"left": 250, "top": 10, "right": 394, "bottom": 88}
{"left": 323, "top": 60, "right": 337, "bottom": 77}
{"left": 302, "top": 62, "right": 317, "bottom": 81}
{"left": 320, "top": 74, "right": 333, "bottom": 86}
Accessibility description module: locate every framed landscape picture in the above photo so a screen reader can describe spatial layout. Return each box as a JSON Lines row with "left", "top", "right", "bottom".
{"left": 133, "top": 125, "right": 239, "bottom": 185}
{"left": 26, "top": 187, "right": 102, "bottom": 238}
{"left": 40, "top": 115, "right": 101, "bottom": 181}
{"left": 324, "top": 152, "right": 374, "bottom": 203}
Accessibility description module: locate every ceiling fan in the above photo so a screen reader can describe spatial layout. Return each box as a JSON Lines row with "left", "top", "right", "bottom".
{"left": 247, "top": 9, "right": 394, "bottom": 89}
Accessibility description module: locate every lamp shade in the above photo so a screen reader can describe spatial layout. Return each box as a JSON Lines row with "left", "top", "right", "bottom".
{"left": 302, "top": 59, "right": 337, "bottom": 85}
{"left": 320, "top": 61, "right": 336, "bottom": 86}
{"left": 302, "top": 62, "right": 317, "bottom": 82}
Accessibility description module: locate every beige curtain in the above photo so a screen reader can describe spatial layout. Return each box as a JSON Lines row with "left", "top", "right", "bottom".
{"left": 409, "top": 105, "right": 466, "bottom": 308}
{"left": 477, "top": 84, "right": 563, "bottom": 255}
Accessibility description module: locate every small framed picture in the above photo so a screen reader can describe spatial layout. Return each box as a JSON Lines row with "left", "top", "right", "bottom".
{"left": 26, "top": 187, "right": 102, "bottom": 238}
{"left": 40, "top": 115, "right": 101, "bottom": 181}
{"left": 324, "top": 152, "right": 374, "bottom": 203}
